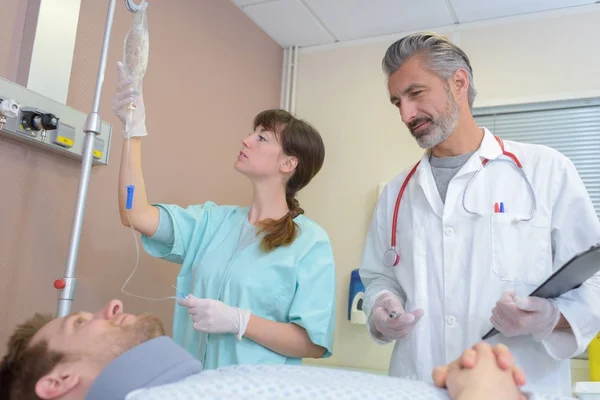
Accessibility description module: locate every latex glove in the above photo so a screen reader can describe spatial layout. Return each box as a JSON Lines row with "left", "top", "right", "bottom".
{"left": 177, "top": 295, "right": 251, "bottom": 340}
{"left": 371, "top": 292, "right": 424, "bottom": 340}
{"left": 490, "top": 290, "right": 561, "bottom": 342}
{"left": 111, "top": 61, "right": 147, "bottom": 138}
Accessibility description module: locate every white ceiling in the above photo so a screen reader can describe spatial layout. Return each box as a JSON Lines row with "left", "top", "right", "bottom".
{"left": 231, "top": 0, "right": 596, "bottom": 48}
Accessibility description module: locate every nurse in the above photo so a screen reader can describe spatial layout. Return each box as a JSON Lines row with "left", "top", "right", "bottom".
{"left": 111, "top": 61, "right": 336, "bottom": 369}
{"left": 359, "top": 32, "right": 600, "bottom": 396}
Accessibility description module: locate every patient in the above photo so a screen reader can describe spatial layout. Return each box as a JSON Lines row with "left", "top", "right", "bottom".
{"left": 0, "top": 299, "right": 573, "bottom": 400}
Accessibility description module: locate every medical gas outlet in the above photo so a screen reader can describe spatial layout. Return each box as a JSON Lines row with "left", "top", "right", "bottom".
{"left": 21, "top": 109, "right": 58, "bottom": 132}
{"left": 15, "top": 107, "right": 76, "bottom": 149}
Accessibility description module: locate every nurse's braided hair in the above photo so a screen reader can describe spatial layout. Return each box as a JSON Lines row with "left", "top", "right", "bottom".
{"left": 252, "top": 109, "right": 325, "bottom": 252}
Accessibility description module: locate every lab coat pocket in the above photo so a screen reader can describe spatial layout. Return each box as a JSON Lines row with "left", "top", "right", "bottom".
{"left": 490, "top": 214, "right": 552, "bottom": 284}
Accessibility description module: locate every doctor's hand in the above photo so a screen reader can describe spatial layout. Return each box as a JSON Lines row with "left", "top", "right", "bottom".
{"left": 112, "top": 61, "right": 147, "bottom": 138}
{"left": 490, "top": 290, "right": 561, "bottom": 342}
{"left": 371, "top": 292, "right": 424, "bottom": 340}
{"left": 177, "top": 295, "right": 251, "bottom": 339}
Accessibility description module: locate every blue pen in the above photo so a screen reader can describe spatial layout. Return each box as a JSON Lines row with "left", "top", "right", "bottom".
{"left": 500, "top": 202, "right": 505, "bottom": 213}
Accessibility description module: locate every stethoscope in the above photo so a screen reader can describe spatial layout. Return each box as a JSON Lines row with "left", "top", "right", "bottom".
{"left": 382, "top": 135, "right": 538, "bottom": 268}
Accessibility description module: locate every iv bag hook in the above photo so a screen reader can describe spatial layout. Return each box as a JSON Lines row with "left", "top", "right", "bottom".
{"left": 125, "top": 0, "right": 145, "bottom": 12}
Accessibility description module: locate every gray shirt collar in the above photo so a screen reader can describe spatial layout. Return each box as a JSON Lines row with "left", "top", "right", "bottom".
{"left": 85, "top": 336, "right": 202, "bottom": 400}
{"left": 429, "top": 150, "right": 475, "bottom": 168}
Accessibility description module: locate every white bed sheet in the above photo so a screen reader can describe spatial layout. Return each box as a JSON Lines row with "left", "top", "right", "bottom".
{"left": 125, "top": 364, "right": 575, "bottom": 400}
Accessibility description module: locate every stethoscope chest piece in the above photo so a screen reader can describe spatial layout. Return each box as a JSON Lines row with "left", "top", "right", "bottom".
{"left": 383, "top": 248, "right": 400, "bottom": 268}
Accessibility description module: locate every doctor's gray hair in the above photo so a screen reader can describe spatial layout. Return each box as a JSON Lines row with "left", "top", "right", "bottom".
{"left": 382, "top": 32, "right": 477, "bottom": 109}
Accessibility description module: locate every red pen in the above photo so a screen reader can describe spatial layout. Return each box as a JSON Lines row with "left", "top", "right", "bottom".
{"left": 494, "top": 202, "right": 500, "bottom": 213}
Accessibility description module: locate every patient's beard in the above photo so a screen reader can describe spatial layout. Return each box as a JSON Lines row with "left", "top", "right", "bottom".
{"left": 112, "top": 313, "right": 166, "bottom": 356}
{"left": 133, "top": 313, "right": 166, "bottom": 340}
{"left": 91, "top": 313, "right": 166, "bottom": 363}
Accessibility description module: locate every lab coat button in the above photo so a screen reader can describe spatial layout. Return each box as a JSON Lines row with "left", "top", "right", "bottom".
{"left": 446, "top": 315, "right": 456, "bottom": 325}
{"left": 444, "top": 228, "right": 454, "bottom": 236}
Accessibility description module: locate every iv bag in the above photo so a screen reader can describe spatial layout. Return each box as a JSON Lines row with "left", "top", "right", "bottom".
{"left": 123, "top": 1, "right": 149, "bottom": 84}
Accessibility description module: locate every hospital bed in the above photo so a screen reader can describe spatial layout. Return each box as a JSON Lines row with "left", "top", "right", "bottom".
{"left": 124, "top": 364, "right": 576, "bottom": 400}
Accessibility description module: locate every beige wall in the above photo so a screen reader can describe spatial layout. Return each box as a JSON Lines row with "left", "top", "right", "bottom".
{"left": 0, "top": 0, "right": 282, "bottom": 354}
{"left": 0, "top": 0, "right": 30, "bottom": 82}
{"left": 295, "top": 6, "right": 600, "bottom": 372}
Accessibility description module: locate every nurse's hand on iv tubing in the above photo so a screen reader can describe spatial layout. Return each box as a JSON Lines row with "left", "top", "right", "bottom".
{"left": 372, "top": 292, "right": 424, "bottom": 340}
{"left": 490, "top": 290, "right": 561, "bottom": 342}
{"left": 177, "top": 295, "right": 251, "bottom": 339}
{"left": 112, "top": 61, "right": 147, "bottom": 138}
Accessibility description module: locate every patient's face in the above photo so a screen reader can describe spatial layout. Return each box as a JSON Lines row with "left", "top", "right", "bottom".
{"left": 32, "top": 299, "right": 165, "bottom": 364}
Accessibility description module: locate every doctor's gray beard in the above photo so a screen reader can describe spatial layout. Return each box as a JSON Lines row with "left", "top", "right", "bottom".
{"left": 413, "top": 93, "right": 459, "bottom": 150}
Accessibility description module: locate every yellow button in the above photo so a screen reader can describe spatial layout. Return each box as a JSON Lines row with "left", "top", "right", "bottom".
{"left": 57, "top": 136, "right": 74, "bottom": 147}
{"left": 93, "top": 150, "right": 103, "bottom": 159}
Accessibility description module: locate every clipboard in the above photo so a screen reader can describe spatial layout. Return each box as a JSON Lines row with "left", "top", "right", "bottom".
{"left": 482, "top": 243, "right": 600, "bottom": 340}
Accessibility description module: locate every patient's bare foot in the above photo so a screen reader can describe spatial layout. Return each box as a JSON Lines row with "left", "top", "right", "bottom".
{"left": 443, "top": 342, "right": 524, "bottom": 400}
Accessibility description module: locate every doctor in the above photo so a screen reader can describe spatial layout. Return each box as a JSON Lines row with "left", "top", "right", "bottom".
{"left": 359, "top": 32, "right": 600, "bottom": 396}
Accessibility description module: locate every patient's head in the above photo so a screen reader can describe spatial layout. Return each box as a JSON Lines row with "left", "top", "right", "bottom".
{"left": 0, "top": 299, "right": 165, "bottom": 400}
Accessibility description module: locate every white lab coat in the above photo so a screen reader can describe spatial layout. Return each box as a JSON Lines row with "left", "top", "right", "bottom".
{"left": 359, "top": 128, "right": 600, "bottom": 396}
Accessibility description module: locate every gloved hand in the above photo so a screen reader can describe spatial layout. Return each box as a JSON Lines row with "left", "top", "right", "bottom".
{"left": 490, "top": 290, "right": 561, "bottom": 342}
{"left": 112, "top": 61, "right": 147, "bottom": 138}
{"left": 177, "top": 295, "right": 251, "bottom": 340}
{"left": 371, "top": 292, "right": 424, "bottom": 340}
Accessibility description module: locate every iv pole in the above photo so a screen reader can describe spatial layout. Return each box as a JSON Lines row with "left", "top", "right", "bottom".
{"left": 55, "top": 0, "right": 144, "bottom": 317}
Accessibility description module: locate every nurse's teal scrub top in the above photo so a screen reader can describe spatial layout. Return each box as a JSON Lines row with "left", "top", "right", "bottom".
{"left": 141, "top": 201, "right": 337, "bottom": 370}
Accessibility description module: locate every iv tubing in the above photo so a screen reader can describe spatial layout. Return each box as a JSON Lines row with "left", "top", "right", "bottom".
{"left": 119, "top": 137, "right": 176, "bottom": 301}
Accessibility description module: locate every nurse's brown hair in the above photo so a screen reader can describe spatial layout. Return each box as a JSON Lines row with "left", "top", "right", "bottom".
{"left": 252, "top": 109, "right": 325, "bottom": 251}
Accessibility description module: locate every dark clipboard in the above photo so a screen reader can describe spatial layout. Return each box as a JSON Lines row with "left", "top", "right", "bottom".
{"left": 482, "top": 243, "right": 600, "bottom": 340}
